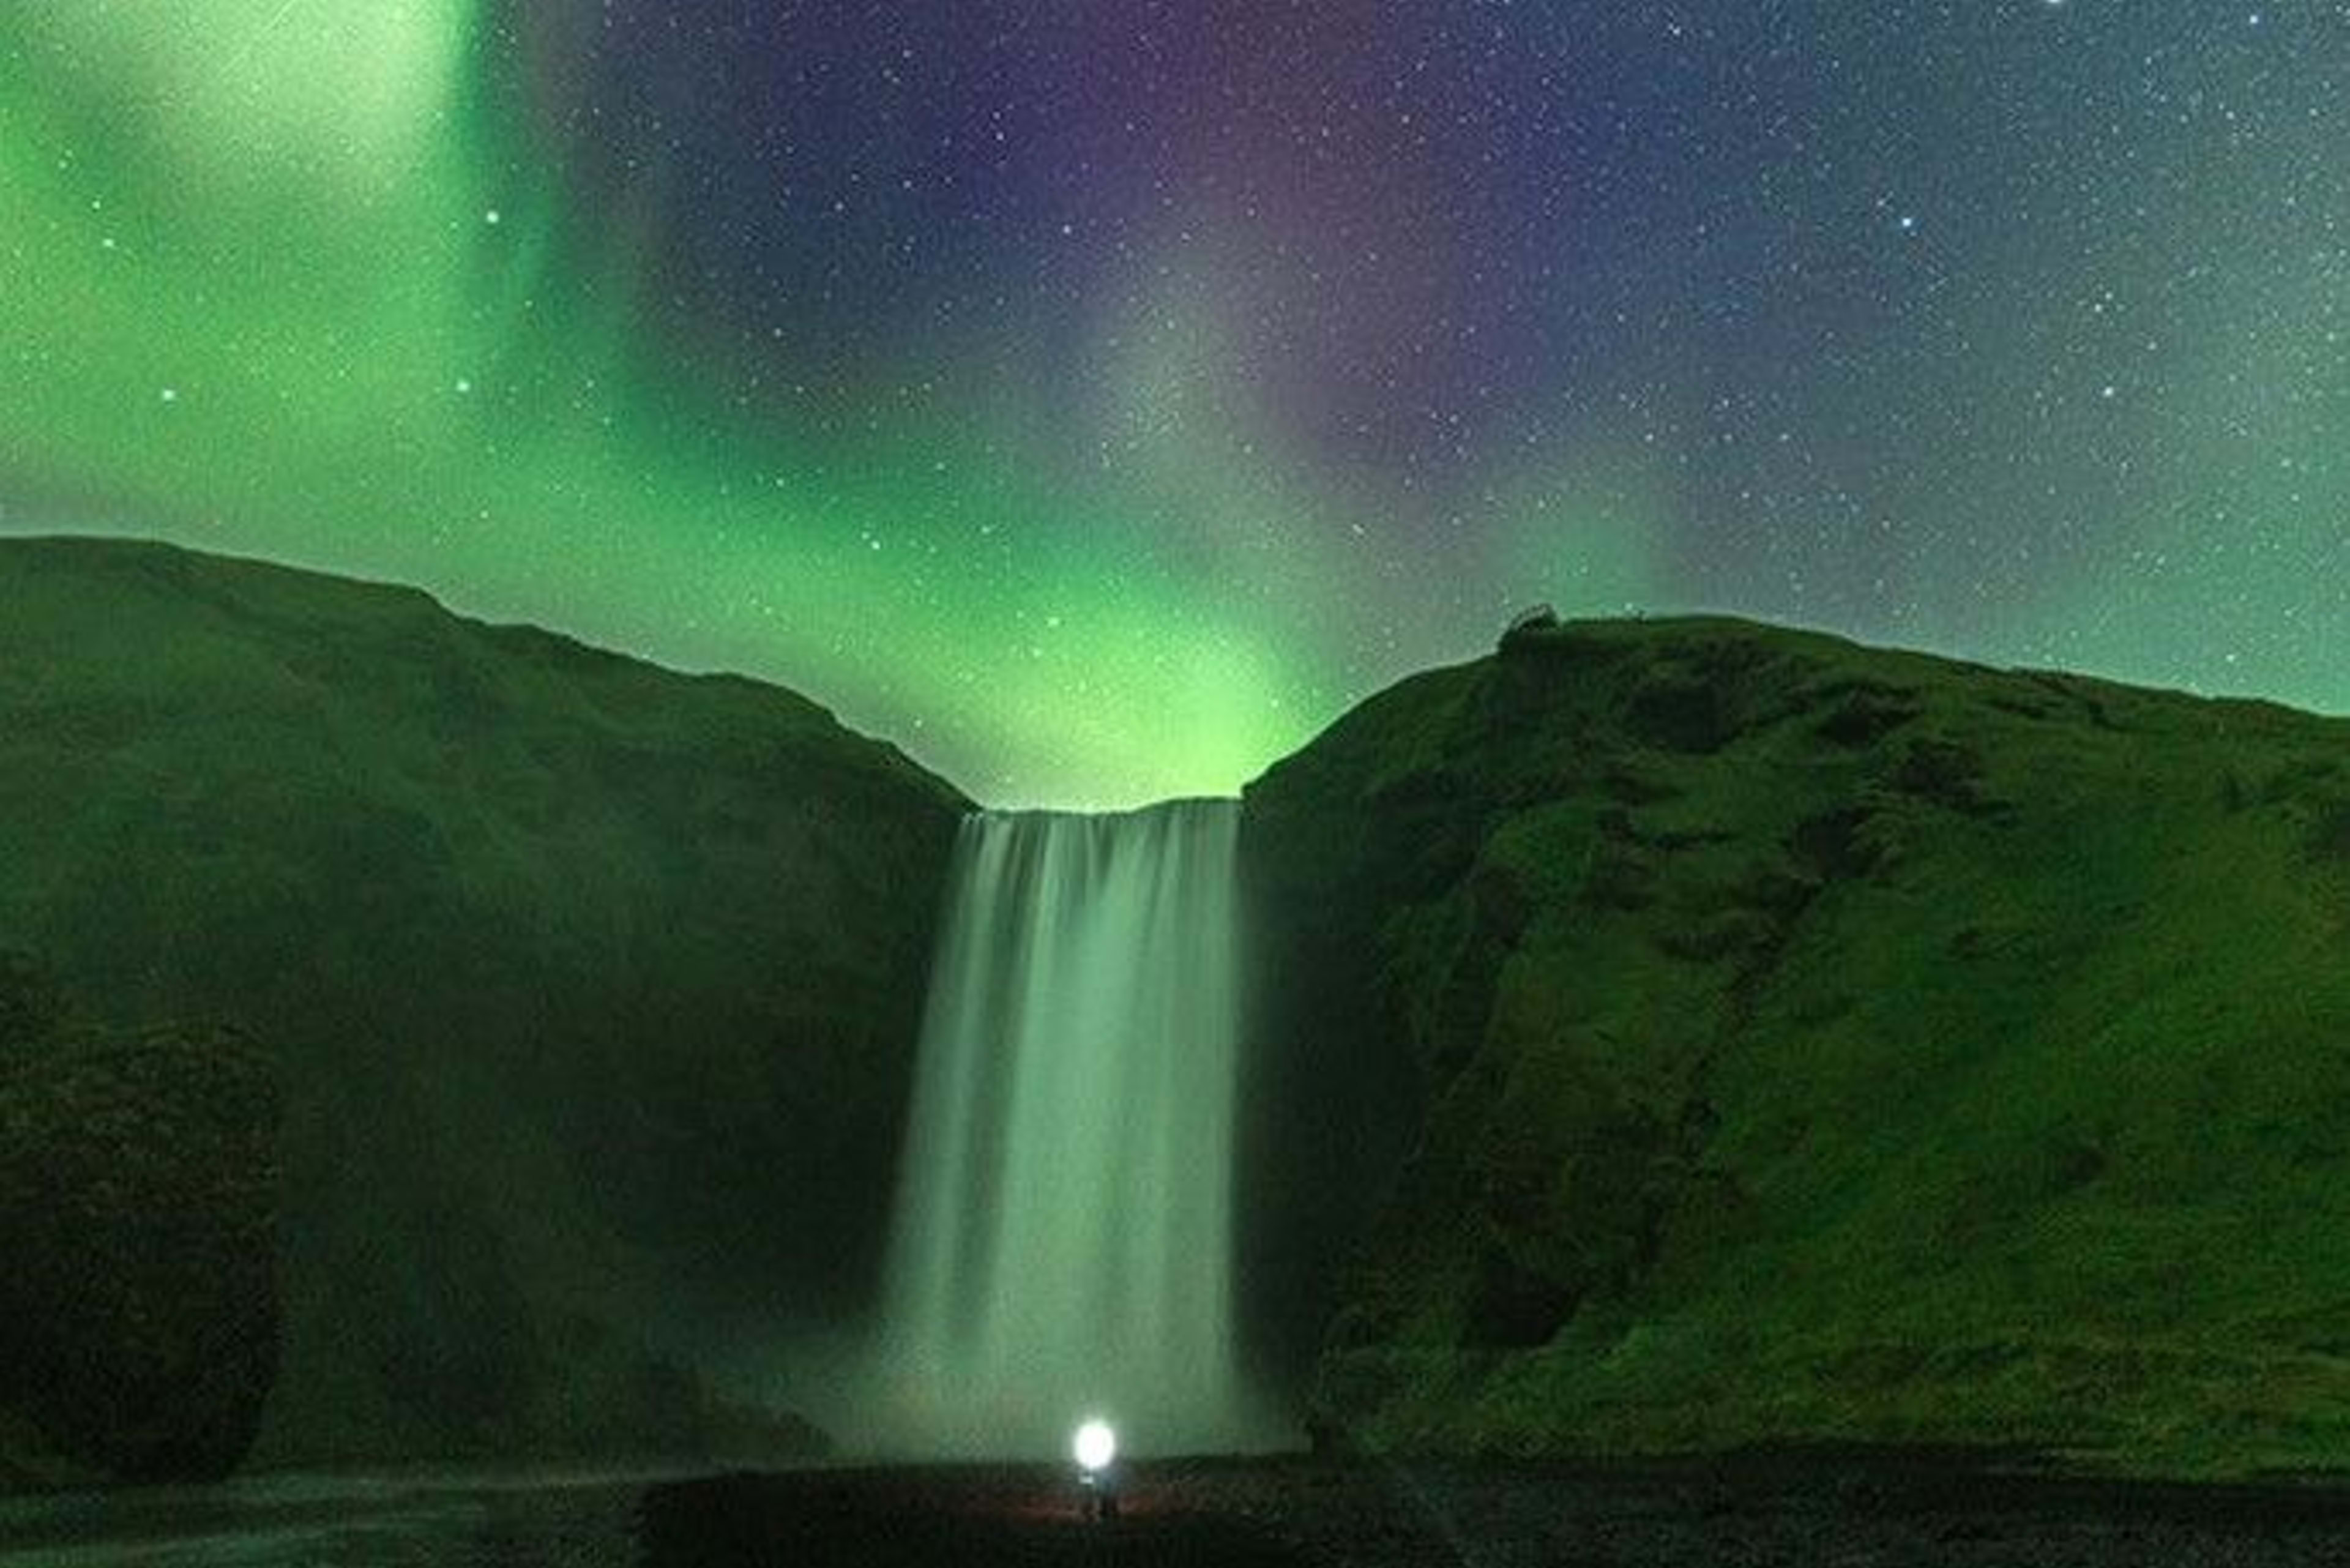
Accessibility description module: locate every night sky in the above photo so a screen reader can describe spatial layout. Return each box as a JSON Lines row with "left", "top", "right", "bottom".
{"left": 2, "top": 4, "right": 2343, "bottom": 806}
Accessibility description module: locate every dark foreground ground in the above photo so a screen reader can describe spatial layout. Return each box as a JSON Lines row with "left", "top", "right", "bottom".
{"left": 11, "top": 1452, "right": 2350, "bottom": 1566}
{"left": 643, "top": 1452, "right": 2350, "bottom": 1567}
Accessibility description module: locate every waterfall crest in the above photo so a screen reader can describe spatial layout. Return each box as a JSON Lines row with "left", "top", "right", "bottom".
{"left": 871, "top": 798, "right": 1256, "bottom": 1457}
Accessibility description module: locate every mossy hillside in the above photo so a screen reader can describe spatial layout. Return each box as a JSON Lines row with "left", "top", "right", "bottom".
{"left": 1244, "top": 615, "right": 2350, "bottom": 1475}
{"left": 0, "top": 536, "right": 969, "bottom": 1469}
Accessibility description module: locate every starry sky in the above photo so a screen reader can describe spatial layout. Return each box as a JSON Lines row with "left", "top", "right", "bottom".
{"left": 2, "top": 3, "right": 2343, "bottom": 806}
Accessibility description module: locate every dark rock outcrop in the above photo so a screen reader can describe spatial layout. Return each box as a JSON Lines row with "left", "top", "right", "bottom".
{"left": 1242, "top": 614, "right": 2350, "bottom": 1475}
{"left": 0, "top": 957, "right": 277, "bottom": 1484}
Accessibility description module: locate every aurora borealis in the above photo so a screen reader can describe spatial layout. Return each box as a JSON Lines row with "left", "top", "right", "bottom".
{"left": 2, "top": 4, "right": 2343, "bottom": 806}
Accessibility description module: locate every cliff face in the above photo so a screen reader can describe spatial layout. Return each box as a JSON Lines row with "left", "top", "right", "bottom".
{"left": 0, "top": 537, "right": 968, "bottom": 1477}
{"left": 1242, "top": 614, "right": 2350, "bottom": 1474}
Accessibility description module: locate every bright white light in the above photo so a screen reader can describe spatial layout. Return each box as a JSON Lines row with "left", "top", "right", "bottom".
{"left": 1073, "top": 1419, "right": 1116, "bottom": 1472}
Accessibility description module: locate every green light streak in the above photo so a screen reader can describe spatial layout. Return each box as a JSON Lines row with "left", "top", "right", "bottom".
{"left": 0, "top": 9, "right": 1335, "bottom": 807}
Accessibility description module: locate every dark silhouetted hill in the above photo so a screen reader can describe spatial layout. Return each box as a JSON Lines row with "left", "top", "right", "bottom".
{"left": 0, "top": 537, "right": 966, "bottom": 1480}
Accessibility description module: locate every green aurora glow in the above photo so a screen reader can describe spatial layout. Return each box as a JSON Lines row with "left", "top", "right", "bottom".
{"left": 2, "top": 4, "right": 2341, "bottom": 805}
{"left": 0, "top": 5, "right": 1372, "bottom": 805}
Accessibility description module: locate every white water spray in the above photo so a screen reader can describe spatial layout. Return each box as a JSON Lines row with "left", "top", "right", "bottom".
{"left": 871, "top": 799, "right": 1256, "bottom": 1457}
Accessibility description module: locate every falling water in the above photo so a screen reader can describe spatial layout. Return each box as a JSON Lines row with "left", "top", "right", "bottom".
{"left": 871, "top": 798, "right": 1255, "bottom": 1457}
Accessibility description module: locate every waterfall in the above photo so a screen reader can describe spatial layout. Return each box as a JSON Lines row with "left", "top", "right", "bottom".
{"left": 870, "top": 798, "right": 1257, "bottom": 1457}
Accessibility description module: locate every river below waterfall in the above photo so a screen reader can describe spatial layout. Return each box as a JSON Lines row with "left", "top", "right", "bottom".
{"left": 12, "top": 1455, "right": 2350, "bottom": 1567}
{"left": 0, "top": 1471, "right": 646, "bottom": 1567}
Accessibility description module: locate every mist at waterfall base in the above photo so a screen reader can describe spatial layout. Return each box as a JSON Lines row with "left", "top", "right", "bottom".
{"left": 861, "top": 798, "right": 1281, "bottom": 1459}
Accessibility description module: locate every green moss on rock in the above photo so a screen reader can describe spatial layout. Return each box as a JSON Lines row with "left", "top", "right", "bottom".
{"left": 1243, "top": 614, "right": 2350, "bottom": 1476}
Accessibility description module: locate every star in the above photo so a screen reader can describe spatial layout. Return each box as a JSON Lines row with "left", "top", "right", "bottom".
{"left": 2, "top": 0, "right": 2343, "bottom": 804}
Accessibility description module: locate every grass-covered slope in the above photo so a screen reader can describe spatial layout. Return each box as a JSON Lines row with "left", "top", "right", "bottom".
{"left": 0, "top": 536, "right": 968, "bottom": 1476}
{"left": 1242, "top": 614, "right": 2350, "bottom": 1475}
